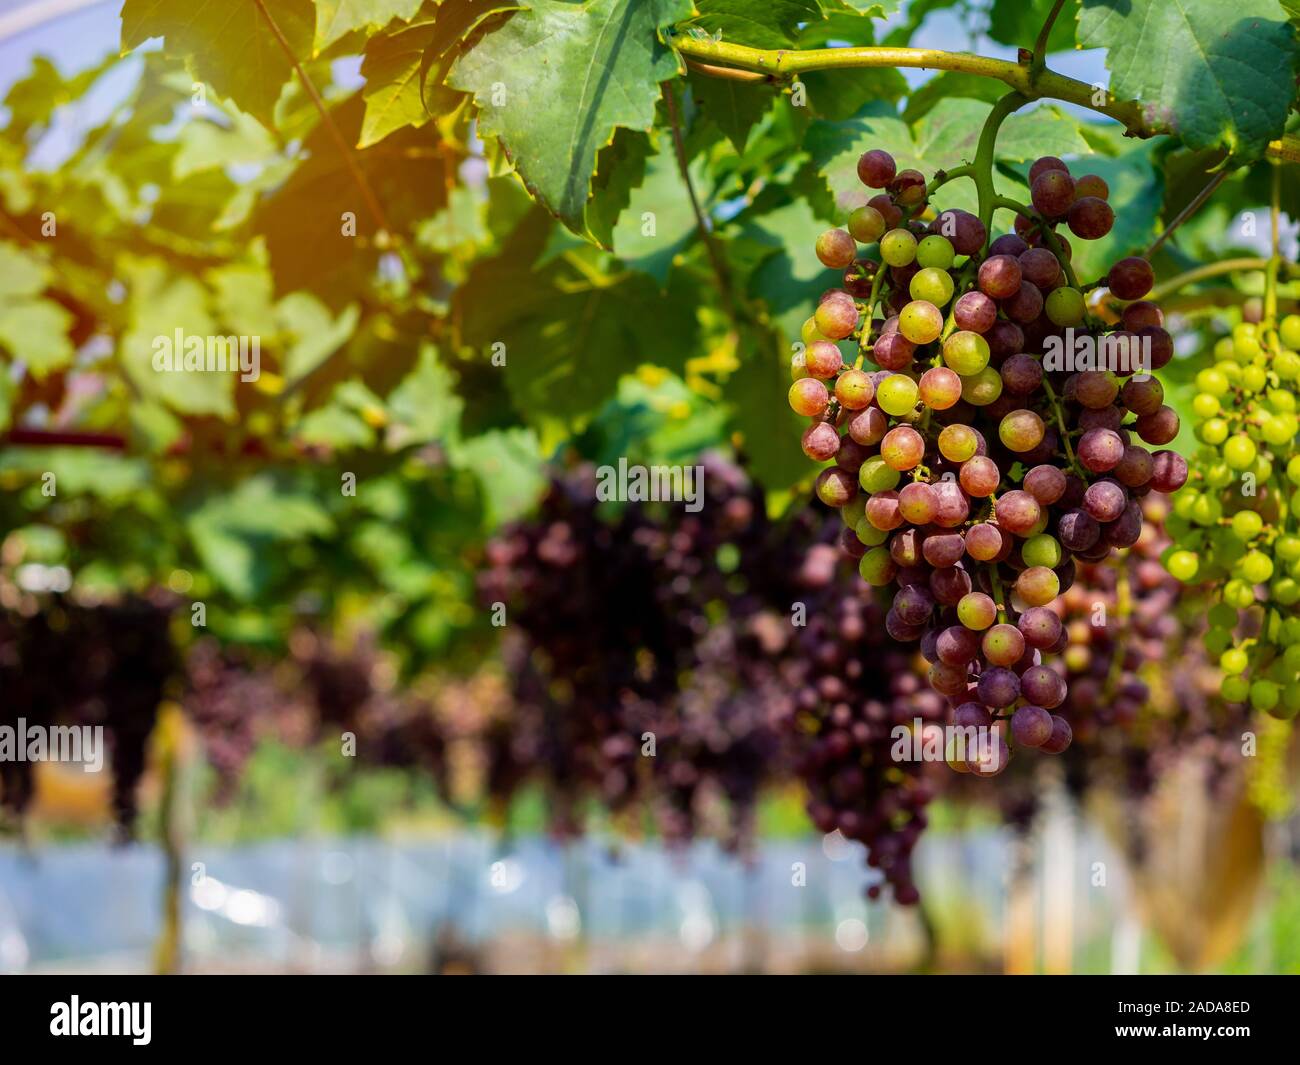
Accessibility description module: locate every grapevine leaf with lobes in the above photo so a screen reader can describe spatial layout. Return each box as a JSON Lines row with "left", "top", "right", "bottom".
{"left": 447, "top": 0, "right": 694, "bottom": 240}
{"left": 119, "top": 0, "right": 315, "bottom": 127}
{"left": 1078, "top": 0, "right": 1300, "bottom": 164}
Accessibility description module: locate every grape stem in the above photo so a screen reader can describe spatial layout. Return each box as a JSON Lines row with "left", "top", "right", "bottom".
{"left": 669, "top": 32, "right": 1300, "bottom": 164}
{"left": 1142, "top": 168, "right": 1231, "bottom": 260}
{"left": 990, "top": 569, "right": 1009, "bottom": 625}
{"left": 1031, "top": 0, "right": 1068, "bottom": 72}
{"left": 1142, "top": 257, "right": 1300, "bottom": 305}
{"left": 990, "top": 195, "right": 1080, "bottom": 290}
{"left": 855, "top": 264, "right": 891, "bottom": 368}
{"left": 973, "top": 94, "right": 1029, "bottom": 244}
{"left": 1040, "top": 376, "right": 1084, "bottom": 477}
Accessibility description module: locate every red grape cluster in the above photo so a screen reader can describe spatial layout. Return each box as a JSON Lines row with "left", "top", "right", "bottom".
{"left": 792, "top": 149, "right": 1189, "bottom": 777}
{"left": 0, "top": 595, "right": 177, "bottom": 831}
{"left": 783, "top": 542, "right": 943, "bottom": 904}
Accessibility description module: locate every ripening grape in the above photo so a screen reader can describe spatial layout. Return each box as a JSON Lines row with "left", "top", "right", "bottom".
{"left": 978, "top": 255, "right": 1022, "bottom": 299}
{"left": 943, "top": 330, "right": 991, "bottom": 376}
{"left": 960, "top": 366, "right": 1003, "bottom": 406}
{"left": 998, "top": 409, "right": 1045, "bottom": 452}
{"left": 789, "top": 378, "right": 829, "bottom": 416}
{"left": 815, "top": 294, "right": 859, "bottom": 339}
{"left": 816, "top": 229, "right": 858, "bottom": 269}
{"left": 910, "top": 266, "right": 955, "bottom": 306}
{"left": 1068, "top": 197, "right": 1114, "bottom": 240}
{"left": 877, "top": 373, "right": 920, "bottom": 416}
{"left": 880, "top": 228, "right": 918, "bottom": 267}
{"left": 881, "top": 426, "right": 925, "bottom": 470}
{"left": 1045, "top": 286, "right": 1085, "bottom": 326}
{"left": 953, "top": 291, "right": 997, "bottom": 333}
{"left": 857, "top": 149, "right": 896, "bottom": 188}
{"left": 858, "top": 455, "right": 901, "bottom": 493}
{"left": 815, "top": 467, "right": 858, "bottom": 508}
{"left": 898, "top": 300, "right": 944, "bottom": 344}
{"left": 805, "top": 340, "right": 843, "bottom": 378}
{"left": 919, "top": 366, "right": 962, "bottom": 410}
{"left": 1031, "top": 170, "right": 1075, "bottom": 218}
{"left": 916, "top": 234, "right": 955, "bottom": 270}
{"left": 848, "top": 205, "right": 887, "bottom": 244}
{"left": 959, "top": 456, "right": 1001, "bottom": 497}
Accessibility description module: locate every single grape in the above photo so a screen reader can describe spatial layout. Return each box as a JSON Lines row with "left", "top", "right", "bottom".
{"left": 910, "top": 266, "right": 956, "bottom": 307}
{"left": 801, "top": 422, "right": 840, "bottom": 461}
{"left": 1023, "top": 465, "right": 1066, "bottom": 505}
{"left": 881, "top": 228, "right": 918, "bottom": 267}
{"left": 859, "top": 545, "right": 896, "bottom": 585}
{"left": 1107, "top": 257, "right": 1154, "bottom": 300}
{"left": 881, "top": 425, "right": 926, "bottom": 471}
{"left": 1017, "top": 247, "right": 1061, "bottom": 289}
{"left": 1020, "top": 665, "right": 1066, "bottom": 709}
{"left": 815, "top": 467, "right": 858, "bottom": 508}
{"left": 1015, "top": 566, "right": 1060, "bottom": 607}
{"left": 857, "top": 149, "right": 896, "bottom": 188}
{"left": 960, "top": 366, "right": 1004, "bottom": 406}
{"left": 938, "top": 423, "right": 979, "bottom": 462}
{"left": 1018, "top": 606, "right": 1062, "bottom": 649}
{"left": 953, "top": 291, "right": 997, "bottom": 333}
{"left": 1001, "top": 282, "right": 1044, "bottom": 324}
{"left": 995, "top": 491, "right": 1041, "bottom": 535}
{"left": 1121, "top": 376, "right": 1163, "bottom": 416}
{"left": 1039, "top": 715, "right": 1072, "bottom": 754}
{"left": 964, "top": 522, "right": 1004, "bottom": 561}
{"left": 922, "top": 531, "right": 966, "bottom": 567}
{"left": 899, "top": 300, "right": 944, "bottom": 344}
{"left": 919, "top": 366, "right": 963, "bottom": 410}
{"left": 816, "top": 229, "right": 858, "bottom": 269}
{"left": 815, "top": 294, "right": 859, "bottom": 339}
{"left": 848, "top": 204, "right": 887, "bottom": 243}
{"left": 960, "top": 456, "right": 1001, "bottom": 497}
{"left": 891, "top": 169, "right": 927, "bottom": 207}
{"left": 998, "top": 409, "right": 1046, "bottom": 452}
{"left": 1067, "top": 197, "right": 1114, "bottom": 240}
{"left": 1083, "top": 479, "right": 1127, "bottom": 522}
{"left": 983, "top": 623, "right": 1026, "bottom": 666}
{"left": 873, "top": 332, "right": 916, "bottom": 371}
{"left": 1031, "top": 170, "right": 1075, "bottom": 218}
{"left": 1078, "top": 428, "right": 1125, "bottom": 472}
{"left": 957, "top": 591, "right": 997, "bottom": 630}
{"left": 859, "top": 455, "right": 901, "bottom": 493}
{"left": 1000, "top": 354, "right": 1043, "bottom": 394}
{"left": 1135, "top": 405, "right": 1180, "bottom": 446}
{"left": 835, "top": 368, "right": 875, "bottom": 409}
{"left": 916, "top": 234, "right": 955, "bottom": 270}
{"left": 978, "top": 255, "right": 1022, "bottom": 300}
{"left": 805, "top": 340, "right": 844, "bottom": 378}
{"left": 977, "top": 667, "right": 1021, "bottom": 708}
{"left": 789, "top": 378, "right": 829, "bottom": 416}
{"left": 930, "top": 481, "right": 971, "bottom": 528}
{"left": 1045, "top": 286, "right": 1085, "bottom": 326}
{"left": 848, "top": 406, "right": 888, "bottom": 446}
{"left": 1029, "top": 157, "right": 1070, "bottom": 183}
{"left": 1011, "top": 704, "right": 1053, "bottom": 748}
{"left": 1073, "top": 174, "right": 1109, "bottom": 200}
{"left": 865, "top": 490, "right": 904, "bottom": 531}
{"left": 877, "top": 373, "right": 920, "bottom": 416}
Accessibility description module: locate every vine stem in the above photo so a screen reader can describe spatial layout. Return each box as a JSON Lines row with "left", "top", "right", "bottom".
{"left": 974, "top": 93, "right": 1028, "bottom": 241}
{"left": 252, "top": 0, "right": 393, "bottom": 238}
{"left": 670, "top": 33, "right": 1300, "bottom": 162}
{"left": 663, "top": 82, "right": 740, "bottom": 322}
{"left": 1264, "top": 163, "right": 1282, "bottom": 338}
{"left": 1031, "top": 0, "right": 1068, "bottom": 70}
{"left": 1142, "top": 169, "right": 1231, "bottom": 259}
{"left": 1142, "top": 257, "right": 1300, "bottom": 305}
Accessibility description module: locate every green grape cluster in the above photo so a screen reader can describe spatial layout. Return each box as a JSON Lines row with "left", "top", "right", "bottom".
{"left": 1165, "top": 309, "right": 1300, "bottom": 720}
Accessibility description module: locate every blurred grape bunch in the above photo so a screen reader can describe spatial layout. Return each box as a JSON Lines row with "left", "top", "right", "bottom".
{"left": 0, "top": 592, "right": 178, "bottom": 832}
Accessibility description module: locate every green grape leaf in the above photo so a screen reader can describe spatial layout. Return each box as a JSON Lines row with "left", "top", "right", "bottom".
{"left": 173, "top": 110, "right": 278, "bottom": 179}
{"left": 277, "top": 294, "right": 362, "bottom": 384}
{"left": 585, "top": 128, "right": 654, "bottom": 249}
{"left": 186, "top": 476, "right": 335, "bottom": 601}
{"left": 902, "top": 71, "right": 1006, "bottom": 125}
{"left": 3, "top": 55, "right": 114, "bottom": 141}
{"left": 611, "top": 147, "right": 710, "bottom": 286}
{"left": 447, "top": 0, "right": 693, "bottom": 239}
{"left": 0, "top": 300, "right": 74, "bottom": 378}
{"left": 987, "top": 0, "right": 1079, "bottom": 54}
{"left": 0, "top": 241, "right": 48, "bottom": 299}
{"left": 296, "top": 403, "right": 378, "bottom": 448}
{"left": 682, "top": 0, "right": 823, "bottom": 49}
{"left": 253, "top": 95, "right": 447, "bottom": 300}
{"left": 458, "top": 210, "right": 700, "bottom": 429}
{"left": 726, "top": 323, "right": 808, "bottom": 490}
{"left": 385, "top": 344, "right": 463, "bottom": 443}
{"left": 360, "top": 20, "right": 437, "bottom": 148}
{"left": 450, "top": 427, "right": 546, "bottom": 527}
{"left": 1078, "top": 0, "right": 1300, "bottom": 162}
{"left": 801, "top": 67, "right": 908, "bottom": 121}
{"left": 119, "top": 263, "right": 234, "bottom": 418}
{"left": 688, "top": 69, "right": 774, "bottom": 152}
{"left": 314, "top": 0, "right": 424, "bottom": 54}
{"left": 120, "top": 0, "right": 315, "bottom": 126}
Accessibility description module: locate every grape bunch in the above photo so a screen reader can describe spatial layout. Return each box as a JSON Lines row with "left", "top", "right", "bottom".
{"left": 0, "top": 595, "right": 178, "bottom": 831}
{"left": 1165, "top": 308, "right": 1300, "bottom": 720}
{"left": 784, "top": 542, "right": 942, "bottom": 904}
{"left": 791, "top": 149, "right": 1188, "bottom": 775}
